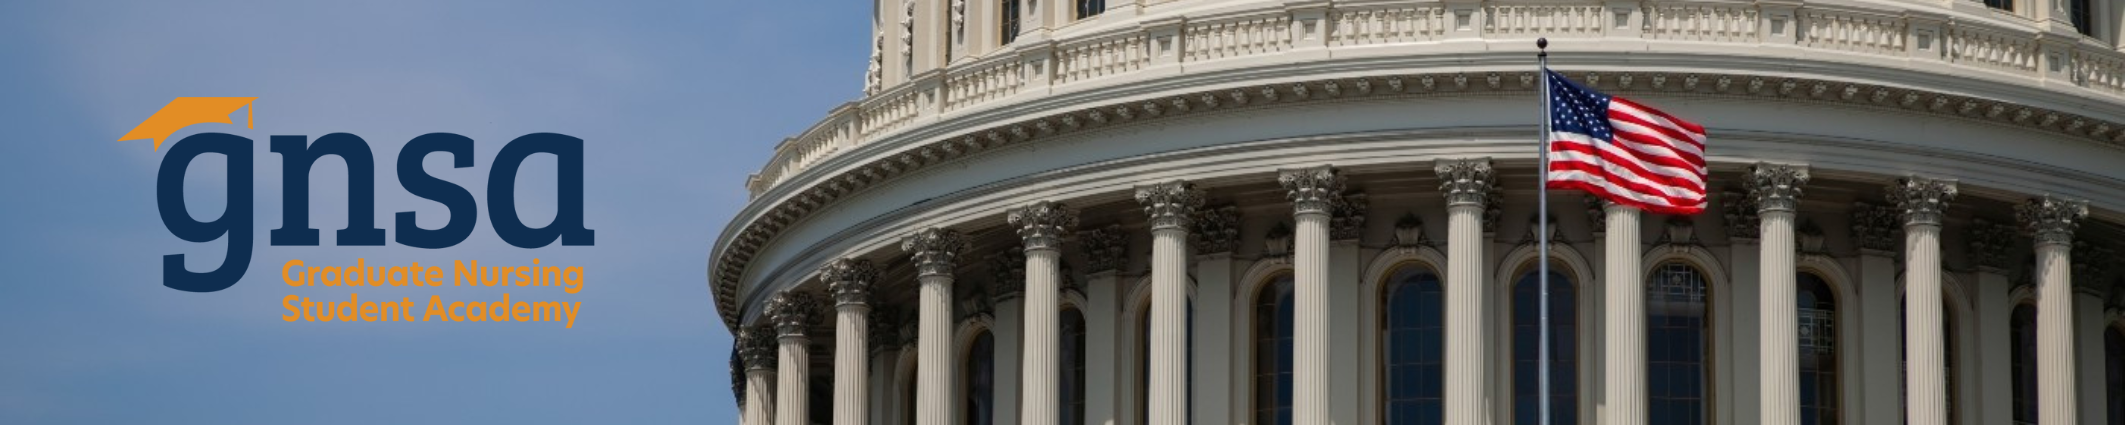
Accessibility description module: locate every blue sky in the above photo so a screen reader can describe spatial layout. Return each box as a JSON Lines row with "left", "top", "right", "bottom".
{"left": 0, "top": 1, "right": 865, "bottom": 423}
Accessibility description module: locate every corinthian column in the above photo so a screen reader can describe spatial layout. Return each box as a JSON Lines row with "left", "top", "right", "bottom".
{"left": 1435, "top": 158, "right": 1495, "bottom": 425}
{"left": 742, "top": 324, "right": 780, "bottom": 425}
{"left": 827, "top": 259, "right": 881, "bottom": 425}
{"left": 1601, "top": 201, "right": 1645, "bottom": 425}
{"left": 1888, "top": 177, "right": 1957, "bottom": 425}
{"left": 2018, "top": 195, "right": 2088, "bottom": 425}
{"left": 1280, "top": 165, "right": 1344, "bottom": 425}
{"left": 1012, "top": 201, "right": 1079, "bottom": 425}
{"left": 903, "top": 228, "right": 968, "bottom": 425}
{"left": 1747, "top": 163, "right": 1810, "bottom": 425}
{"left": 771, "top": 291, "right": 824, "bottom": 425}
{"left": 1135, "top": 181, "right": 1203, "bottom": 425}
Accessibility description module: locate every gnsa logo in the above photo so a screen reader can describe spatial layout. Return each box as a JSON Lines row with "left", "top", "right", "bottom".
{"left": 124, "top": 97, "right": 595, "bottom": 294}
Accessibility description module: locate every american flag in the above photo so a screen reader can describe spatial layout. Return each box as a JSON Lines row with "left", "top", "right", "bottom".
{"left": 1543, "top": 69, "right": 1708, "bottom": 215}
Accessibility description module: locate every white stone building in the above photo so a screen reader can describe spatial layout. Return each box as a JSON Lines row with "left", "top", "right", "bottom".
{"left": 712, "top": 0, "right": 2125, "bottom": 424}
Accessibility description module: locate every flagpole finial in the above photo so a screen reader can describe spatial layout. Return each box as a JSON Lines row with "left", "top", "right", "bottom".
{"left": 1536, "top": 37, "right": 1548, "bottom": 58}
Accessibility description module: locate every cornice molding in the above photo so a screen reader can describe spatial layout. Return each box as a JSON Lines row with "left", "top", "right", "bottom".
{"left": 708, "top": 68, "right": 2125, "bottom": 329}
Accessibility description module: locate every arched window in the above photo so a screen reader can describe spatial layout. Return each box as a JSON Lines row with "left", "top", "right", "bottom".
{"left": 1000, "top": 0, "right": 1021, "bottom": 45}
{"left": 1255, "top": 273, "right": 1296, "bottom": 425}
{"left": 1062, "top": 308, "right": 1088, "bottom": 425}
{"left": 2106, "top": 325, "right": 2124, "bottom": 425}
{"left": 1512, "top": 268, "right": 1575, "bottom": 425}
{"left": 1647, "top": 262, "right": 1710, "bottom": 425}
{"left": 1898, "top": 294, "right": 1959, "bottom": 424}
{"left": 903, "top": 364, "right": 918, "bottom": 425}
{"left": 2011, "top": 304, "right": 2038, "bottom": 425}
{"left": 1796, "top": 273, "right": 1838, "bottom": 425}
{"left": 1076, "top": 0, "right": 1105, "bottom": 19}
{"left": 1382, "top": 265, "right": 1445, "bottom": 424}
{"left": 965, "top": 331, "right": 996, "bottom": 425}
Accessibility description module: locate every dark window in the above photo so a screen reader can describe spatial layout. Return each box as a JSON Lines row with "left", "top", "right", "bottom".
{"left": 1985, "top": 0, "right": 2014, "bottom": 11}
{"left": 1255, "top": 274, "right": 1296, "bottom": 425}
{"left": 1382, "top": 266, "right": 1445, "bottom": 425}
{"left": 1797, "top": 274, "right": 1838, "bottom": 425}
{"left": 965, "top": 331, "right": 996, "bottom": 425}
{"left": 904, "top": 364, "right": 918, "bottom": 425}
{"left": 2071, "top": 0, "right": 2096, "bottom": 36}
{"left": 1063, "top": 308, "right": 1088, "bottom": 425}
{"left": 1512, "top": 269, "right": 1575, "bottom": 425}
{"left": 2107, "top": 326, "right": 2124, "bottom": 425}
{"left": 1001, "top": 0, "right": 1021, "bottom": 45}
{"left": 1898, "top": 295, "right": 1959, "bottom": 425}
{"left": 2012, "top": 304, "right": 2038, "bottom": 425}
{"left": 1647, "top": 262, "right": 1710, "bottom": 425}
{"left": 1076, "top": 0, "right": 1105, "bottom": 19}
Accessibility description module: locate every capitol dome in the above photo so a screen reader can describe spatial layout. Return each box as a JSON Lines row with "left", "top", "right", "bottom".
{"left": 714, "top": 1, "right": 2125, "bottom": 424}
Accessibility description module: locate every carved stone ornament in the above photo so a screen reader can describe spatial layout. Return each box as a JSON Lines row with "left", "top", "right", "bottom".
{"left": 739, "top": 324, "right": 780, "bottom": 371}
{"left": 1661, "top": 216, "right": 1698, "bottom": 246}
{"left": 1886, "top": 177, "right": 1958, "bottom": 227}
{"left": 1392, "top": 212, "right": 1427, "bottom": 246}
{"left": 1745, "top": 162, "right": 1810, "bottom": 213}
{"left": 1797, "top": 219, "right": 1828, "bottom": 255}
{"left": 866, "top": 35, "right": 884, "bottom": 95}
{"left": 900, "top": 0, "right": 915, "bottom": 64}
{"left": 1136, "top": 180, "right": 1204, "bottom": 232}
{"left": 869, "top": 308, "right": 903, "bottom": 354}
{"left": 951, "top": 0, "right": 966, "bottom": 44}
{"left": 1079, "top": 225, "right": 1129, "bottom": 273}
{"left": 901, "top": 227, "right": 968, "bottom": 278}
{"left": 769, "top": 290, "right": 824, "bottom": 338}
{"left": 1280, "top": 165, "right": 1345, "bottom": 216}
{"left": 1966, "top": 218, "right": 2016, "bottom": 272}
{"left": 2072, "top": 239, "right": 2115, "bottom": 293}
{"left": 1193, "top": 205, "right": 1241, "bottom": 254}
{"left": 2016, "top": 195, "right": 2088, "bottom": 246}
{"left": 1850, "top": 202, "right": 1900, "bottom": 253}
{"left": 988, "top": 246, "right": 1027, "bottom": 302}
{"left": 1264, "top": 221, "right": 1295, "bottom": 256}
{"left": 1010, "top": 200, "right": 1079, "bottom": 252}
{"left": 1723, "top": 189, "right": 1760, "bottom": 240}
{"left": 825, "top": 258, "right": 879, "bottom": 308}
{"left": 1332, "top": 192, "right": 1369, "bottom": 241}
{"left": 1584, "top": 196, "right": 1609, "bottom": 234}
{"left": 958, "top": 285, "right": 995, "bottom": 321}
{"left": 1434, "top": 158, "right": 1495, "bottom": 208}
{"left": 1524, "top": 212, "right": 1561, "bottom": 244}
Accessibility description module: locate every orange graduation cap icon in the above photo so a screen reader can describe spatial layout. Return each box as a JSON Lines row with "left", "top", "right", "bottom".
{"left": 119, "top": 97, "right": 256, "bottom": 151}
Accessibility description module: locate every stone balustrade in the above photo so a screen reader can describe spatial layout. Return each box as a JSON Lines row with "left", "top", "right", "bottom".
{"left": 745, "top": 0, "right": 2125, "bottom": 198}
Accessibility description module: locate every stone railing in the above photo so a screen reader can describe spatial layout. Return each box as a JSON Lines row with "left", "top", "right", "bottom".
{"left": 744, "top": 0, "right": 2125, "bottom": 197}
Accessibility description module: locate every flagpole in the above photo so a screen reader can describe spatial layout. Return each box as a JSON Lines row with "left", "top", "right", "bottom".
{"left": 1535, "top": 37, "right": 1553, "bottom": 425}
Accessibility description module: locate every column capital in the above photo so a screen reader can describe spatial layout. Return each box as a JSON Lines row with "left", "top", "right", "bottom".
{"left": 824, "top": 259, "right": 880, "bottom": 309}
{"left": 1010, "top": 201, "right": 1079, "bottom": 252}
{"left": 1136, "top": 180, "right": 1204, "bottom": 232}
{"left": 1887, "top": 176, "right": 1958, "bottom": 227}
{"left": 769, "top": 290, "right": 824, "bottom": 338}
{"left": 2016, "top": 195, "right": 2088, "bottom": 246}
{"left": 1851, "top": 202, "right": 1901, "bottom": 254}
{"left": 740, "top": 324, "right": 781, "bottom": 371}
{"left": 1967, "top": 218, "right": 2017, "bottom": 273}
{"left": 730, "top": 347, "right": 747, "bottom": 406}
{"left": 1434, "top": 158, "right": 1496, "bottom": 208}
{"left": 1078, "top": 224, "right": 1130, "bottom": 273}
{"left": 1279, "top": 165, "right": 1345, "bottom": 216}
{"left": 989, "top": 247, "right": 1028, "bottom": 302}
{"left": 870, "top": 308, "right": 904, "bottom": 355}
{"left": 901, "top": 227, "right": 968, "bottom": 277}
{"left": 1746, "top": 162, "right": 1810, "bottom": 213}
{"left": 1722, "top": 189, "right": 1760, "bottom": 241}
{"left": 1193, "top": 205, "right": 1242, "bottom": 254}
